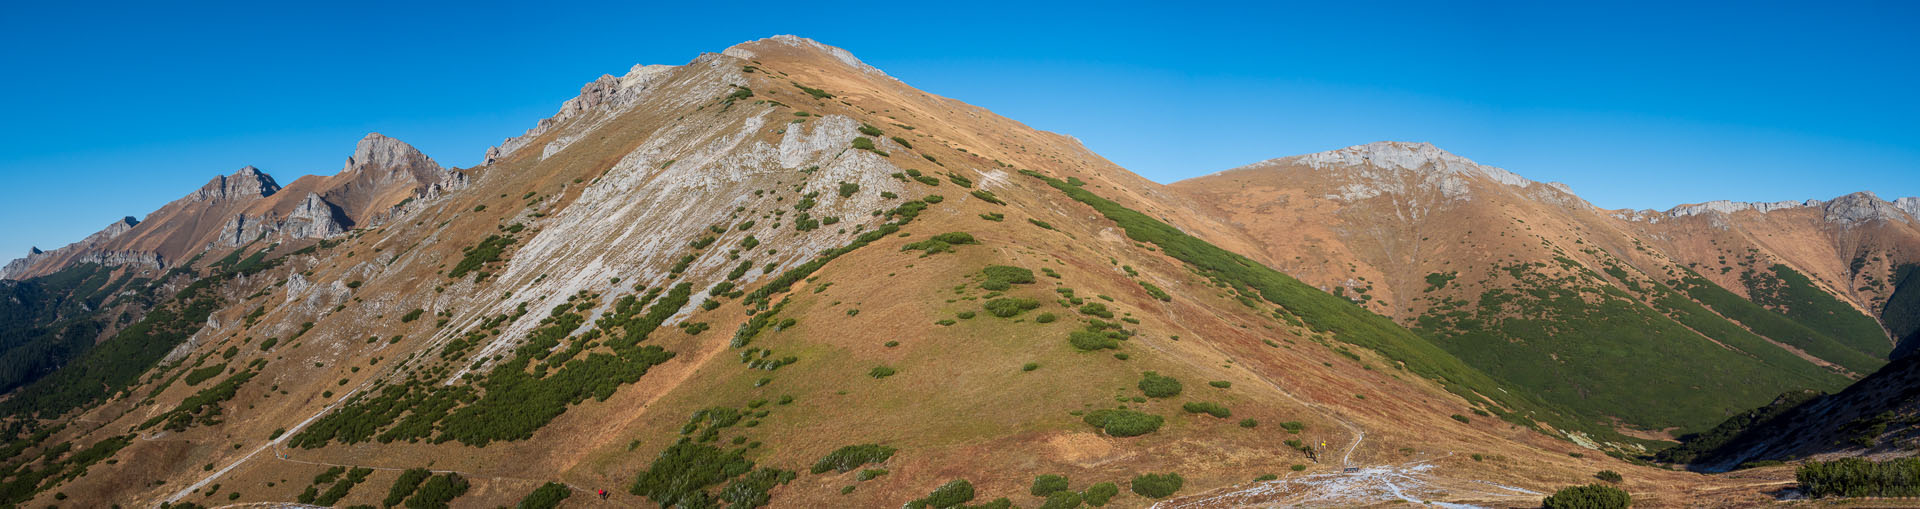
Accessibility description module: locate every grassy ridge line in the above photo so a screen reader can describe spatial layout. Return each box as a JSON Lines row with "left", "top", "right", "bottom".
{"left": 1020, "top": 171, "right": 1611, "bottom": 439}
{"left": 1677, "top": 272, "right": 1886, "bottom": 374}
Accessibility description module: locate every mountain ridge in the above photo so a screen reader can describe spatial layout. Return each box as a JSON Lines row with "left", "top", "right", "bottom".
{"left": 0, "top": 35, "right": 1908, "bottom": 508}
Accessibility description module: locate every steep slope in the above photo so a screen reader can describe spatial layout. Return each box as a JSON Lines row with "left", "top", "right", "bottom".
{"left": 1658, "top": 351, "right": 1920, "bottom": 472}
{"left": 0, "top": 36, "right": 1796, "bottom": 509}
{"left": 1169, "top": 143, "right": 1912, "bottom": 437}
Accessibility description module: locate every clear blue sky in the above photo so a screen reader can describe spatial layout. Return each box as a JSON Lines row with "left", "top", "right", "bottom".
{"left": 3, "top": 1, "right": 1916, "bottom": 258}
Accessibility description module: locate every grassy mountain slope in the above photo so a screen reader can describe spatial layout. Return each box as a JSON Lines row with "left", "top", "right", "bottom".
{"left": 0, "top": 36, "right": 1827, "bottom": 508}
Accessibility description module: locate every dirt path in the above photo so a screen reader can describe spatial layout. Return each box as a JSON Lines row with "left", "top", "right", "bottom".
{"left": 163, "top": 386, "right": 363, "bottom": 504}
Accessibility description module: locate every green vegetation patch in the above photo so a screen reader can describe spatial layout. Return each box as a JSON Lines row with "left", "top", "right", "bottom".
{"left": 515, "top": 482, "right": 572, "bottom": 509}
{"left": 980, "top": 265, "right": 1035, "bottom": 291}
{"left": 448, "top": 235, "right": 515, "bottom": 281}
{"left": 903, "top": 232, "right": 978, "bottom": 256}
{"left": 813, "top": 444, "right": 897, "bottom": 474}
{"left": 1138, "top": 371, "right": 1182, "bottom": 398}
{"left": 1082, "top": 409, "right": 1163, "bottom": 437}
{"left": 1030, "top": 474, "right": 1070, "bottom": 496}
{"left": 1182, "top": 401, "right": 1231, "bottom": 418}
{"left": 983, "top": 298, "right": 1040, "bottom": 318}
{"left": 1130, "top": 472, "right": 1184, "bottom": 499}
{"left": 1541, "top": 483, "right": 1629, "bottom": 508}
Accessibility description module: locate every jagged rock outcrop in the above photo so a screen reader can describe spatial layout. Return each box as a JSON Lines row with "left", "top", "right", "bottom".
{"left": 74, "top": 251, "right": 164, "bottom": 270}
{"left": 190, "top": 166, "right": 280, "bottom": 201}
{"left": 1666, "top": 198, "right": 1822, "bottom": 217}
{"left": 484, "top": 64, "right": 677, "bottom": 164}
{"left": 284, "top": 193, "right": 347, "bottom": 238}
{"left": 1212, "top": 141, "right": 1553, "bottom": 204}
{"left": 1659, "top": 191, "right": 1920, "bottom": 226}
{"left": 1823, "top": 191, "right": 1913, "bottom": 225}
{"left": 1899, "top": 197, "right": 1920, "bottom": 220}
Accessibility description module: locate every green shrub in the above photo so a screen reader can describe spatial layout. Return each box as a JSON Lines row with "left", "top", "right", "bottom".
{"left": 1030, "top": 474, "right": 1070, "bottom": 496}
{"left": 406, "top": 473, "right": 470, "bottom": 509}
{"left": 449, "top": 235, "right": 515, "bottom": 281}
{"left": 794, "top": 83, "right": 834, "bottom": 99}
{"left": 892, "top": 136, "right": 913, "bottom": 149}
{"left": 980, "top": 213, "right": 1005, "bottom": 222}
{"left": 1279, "top": 421, "right": 1305, "bottom": 433}
{"left": 1078, "top": 303, "right": 1114, "bottom": 319}
{"left": 983, "top": 298, "right": 1040, "bottom": 318}
{"left": 382, "top": 468, "right": 432, "bottom": 507}
{"left": 903, "top": 232, "right": 978, "bottom": 256}
{"left": 1082, "top": 409, "right": 1163, "bottom": 437}
{"left": 1028, "top": 218, "right": 1055, "bottom": 230}
{"left": 184, "top": 363, "right": 227, "bottom": 386}
{"left": 1450, "top": 414, "right": 1470, "bottom": 424}
{"left": 1183, "top": 401, "right": 1231, "bottom": 418}
{"left": 1797, "top": 457, "right": 1920, "bottom": 498}
{"left": 1541, "top": 484, "right": 1630, "bottom": 509}
{"left": 1138, "top": 281, "right": 1171, "bottom": 301}
{"left": 1208, "top": 380, "right": 1231, "bottom": 388}
{"left": 859, "top": 124, "right": 884, "bottom": 136}
{"left": 813, "top": 444, "right": 898, "bottom": 474}
{"left": 970, "top": 190, "right": 1006, "bottom": 205}
{"left": 514, "top": 482, "right": 571, "bottom": 509}
{"left": 1596, "top": 470, "right": 1623, "bottom": 483}
{"left": 1083, "top": 482, "right": 1118, "bottom": 506}
{"left": 1239, "top": 418, "right": 1259, "bottom": 428}
{"left": 857, "top": 469, "right": 889, "bottom": 481}
{"left": 869, "top": 366, "right": 897, "bottom": 379}
{"left": 1022, "top": 362, "right": 1039, "bottom": 372}
{"left": 909, "top": 479, "right": 975, "bottom": 509}
{"left": 1069, "top": 330, "right": 1119, "bottom": 351}
{"left": 1035, "top": 313, "right": 1058, "bottom": 323}
{"left": 980, "top": 265, "right": 1035, "bottom": 290}
{"left": 957, "top": 311, "right": 976, "bottom": 319}
{"left": 1039, "top": 490, "right": 1083, "bottom": 509}
{"left": 1130, "top": 472, "right": 1183, "bottom": 499}
{"left": 401, "top": 309, "right": 425, "bottom": 323}
{"left": 838, "top": 182, "right": 859, "bottom": 198}
{"left": 852, "top": 137, "right": 877, "bottom": 150}
{"left": 1138, "top": 372, "right": 1182, "bottom": 398}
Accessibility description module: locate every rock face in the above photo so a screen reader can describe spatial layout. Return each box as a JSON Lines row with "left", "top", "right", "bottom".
{"left": 190, "top": 166, "right": 280, "bottom": 202}
{"left": 1217, "top": 141, "right": 1547, "bottom": 203}
{"left": 1660, "top": 191, "right": 1920, "bottom": 225}
{"left": 1666, "top": 199, "right": 1821, "bottom": 217}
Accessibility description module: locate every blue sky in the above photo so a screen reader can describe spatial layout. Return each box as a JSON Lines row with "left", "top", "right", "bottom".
{"left": 3, "top": 1, "right": 1916, "bottom": 258}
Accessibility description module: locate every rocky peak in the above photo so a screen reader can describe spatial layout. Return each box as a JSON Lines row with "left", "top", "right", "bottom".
{"left": 1822, "top": 191, "right": 1910, "bottom": 225}
{"left": 722, "top": 35, "right": 889, "bottom": 78}
{"left": 27, "top": 247, "right": 41, "bottom": 255}
{"left": 1289, "top": 141, "right": 1533, "bottom": 187}
{"left": 1897, "top": 196, "right": 1920, "bottom": 220}
{"left": 344, "top": 133, "right": 441, "bottom": 180}
{"left": 190, "top": 165, "right": 280, "bottom": 202}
